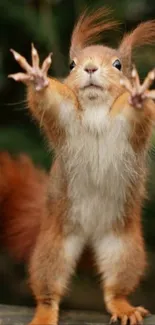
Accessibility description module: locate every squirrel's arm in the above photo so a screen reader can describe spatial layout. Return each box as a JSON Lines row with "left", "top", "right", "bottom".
{"left": 27, "top": 78, "right": 78, "bottom": 144}
{"left": 9, "top": 45, "right": 79, "bottom": 146}
{"left": 110, "top": 67, "right": 155, "bottom": 151}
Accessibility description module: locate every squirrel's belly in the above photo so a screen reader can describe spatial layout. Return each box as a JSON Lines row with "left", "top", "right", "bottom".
{"left": 64, "top": 117, "right": 140, "bottom": 236}
{"left": 68, "top": 191, "right": 126, "bottom": 237}
{"left": 66, "top": 151, "right": 137, "bottom": 236}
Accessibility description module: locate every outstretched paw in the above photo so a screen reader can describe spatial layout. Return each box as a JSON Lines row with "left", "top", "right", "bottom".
{"left": 120, "top": 66, "right": 155, "bottom": 109}
{"left": 9, "top": 44, "right": 52, "bottom": 91}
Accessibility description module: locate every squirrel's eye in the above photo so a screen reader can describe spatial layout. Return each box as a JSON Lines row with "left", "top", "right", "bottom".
{"left": 69, "top": 60, "right": 76, "bottom": 71}
{"left": 112, "top": 59, "right": 122, "bottom": 71}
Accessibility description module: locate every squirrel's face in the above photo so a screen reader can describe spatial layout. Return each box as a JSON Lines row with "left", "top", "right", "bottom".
{"left": 65, "top": 45, "right": 124, "bottom": 108}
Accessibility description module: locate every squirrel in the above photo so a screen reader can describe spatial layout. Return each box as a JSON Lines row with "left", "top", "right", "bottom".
{"left": 8, "top": 7, "right": 155, "bottom": 325}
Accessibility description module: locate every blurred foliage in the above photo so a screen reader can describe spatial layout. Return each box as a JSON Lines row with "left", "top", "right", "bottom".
{"left": 0, "top": 0, "right": 155, "bottom": 310}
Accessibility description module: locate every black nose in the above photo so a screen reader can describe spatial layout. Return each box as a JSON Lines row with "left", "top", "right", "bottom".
{"left": 85, "top": 67, "right": 98, "bottom": 74}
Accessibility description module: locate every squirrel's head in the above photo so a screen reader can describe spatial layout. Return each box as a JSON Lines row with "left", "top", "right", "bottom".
{"left": 65, "top": 44, "right": 122, "bottom": 108}
{"left": 64, "top": 7, "right": 155, "bottom": 109}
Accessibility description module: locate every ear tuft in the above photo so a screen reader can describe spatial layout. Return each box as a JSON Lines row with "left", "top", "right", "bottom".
{"left": 70, "top": 7, "right": 119, "bottom": 59}
{"left": 119, "top": 20, "right": 155, "bottom": 73}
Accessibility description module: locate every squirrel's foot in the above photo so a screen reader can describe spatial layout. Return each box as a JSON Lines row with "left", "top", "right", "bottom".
{"left": 108, "top": 298, "right": 149, "bottom": 325}
{"left": 9, "top": 44, "right": 52, "bottom": 91}
{"left": 28, "top": 304, "right": 58, "bottom": 325}
{"left": 120, "top": 66, "right": 155, "bottom": 109}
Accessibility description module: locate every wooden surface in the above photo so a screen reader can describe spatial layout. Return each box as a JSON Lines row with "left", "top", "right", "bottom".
{"left": 0, "top": 304, "right": 154, "bottom": 325}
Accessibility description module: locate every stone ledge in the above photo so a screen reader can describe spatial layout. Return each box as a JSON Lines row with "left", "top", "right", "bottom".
{"left": 0, "top": 304, "right": 154, "bottom": 325}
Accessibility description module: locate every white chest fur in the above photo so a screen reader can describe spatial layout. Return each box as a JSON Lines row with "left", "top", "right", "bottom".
{"left": 60, "top": 105, "right": 139, "bottom": 238}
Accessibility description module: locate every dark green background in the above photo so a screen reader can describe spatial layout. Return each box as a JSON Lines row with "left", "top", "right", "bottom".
{"left": 0, "top": 0, "right": 155, "bottom": 313}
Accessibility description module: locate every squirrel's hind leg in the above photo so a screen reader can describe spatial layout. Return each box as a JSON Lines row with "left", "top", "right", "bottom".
{"left": 28, "top": 228, "right": 85, "bottom": 325}
{"left": 92, "top": 227, "right": 148, "bottom": 325}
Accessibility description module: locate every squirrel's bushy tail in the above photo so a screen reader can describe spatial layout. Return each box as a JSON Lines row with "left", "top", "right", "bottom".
{"left": 0, "top": 152, "right": 48, "bottom": 261}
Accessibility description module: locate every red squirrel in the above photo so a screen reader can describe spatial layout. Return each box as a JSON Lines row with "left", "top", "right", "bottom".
{"left": 8, "top": 7, "right": 155, "bottom": 325}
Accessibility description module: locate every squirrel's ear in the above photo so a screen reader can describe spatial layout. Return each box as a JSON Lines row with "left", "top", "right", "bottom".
{"left": 70, "top": 7, "right": 119, "bottom": 59}
{"left": 119, "top": 20, "right": 155, "bottom": 74}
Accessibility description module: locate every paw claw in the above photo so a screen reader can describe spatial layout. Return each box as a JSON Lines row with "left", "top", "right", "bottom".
{"left": 131, "top": 66, "right": 140, "bottom": 93}
{"left": 10, "top": 49, "right": 20, "bottom": 61}
{"left": 10, "top": 48, "right": 32, "bottom": 73}
{"left": 31, "top": 43, "right": 37, "bottom": 56}
{"left": 131, "top": 69, "right": 137, "bottom": 78}
{"left": 31, "top": 43, "right": 40, "bottom": 68}
{"left": 110, "top": 314, "right": 118, "bottom": 324}
{"left": 8, "top": 74, "right": 16, "bottom": 80}
{"left": 42, "top": 52, "right": 53, "bottom": 74}
{"left": 148, "top": 70, "right": 155, "bottom": 81}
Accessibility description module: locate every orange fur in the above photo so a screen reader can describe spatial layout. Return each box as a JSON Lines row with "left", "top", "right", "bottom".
{"left": 28, "top": 304, "right": 59, "bottom": 325}
{"left": 111, "top": 91, "right": 155, "bottom": 151}
{"left": 0, "top": 152, "right": 48, "bottom": 261}
{"left": 27, "top": 78, "right": 78, "bottom": 146}
{"left": 70, "top": 7, "right": 119, "bottom": 58}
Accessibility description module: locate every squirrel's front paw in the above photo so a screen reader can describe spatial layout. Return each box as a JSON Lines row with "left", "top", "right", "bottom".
{"left": 120, "top": 66, "right": 155, "bottom": 109}
{"left": 9, "top": 44, "right": 52, "bottom": 91}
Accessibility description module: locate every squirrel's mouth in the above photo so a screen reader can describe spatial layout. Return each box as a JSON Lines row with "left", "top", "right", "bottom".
{"left": 82, "top": 83, "right": 103, "bottom": 90}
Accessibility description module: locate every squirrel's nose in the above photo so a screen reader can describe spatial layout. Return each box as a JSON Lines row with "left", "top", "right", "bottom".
{"left": 84, "top": 63, "right": 98, "bottom": 74}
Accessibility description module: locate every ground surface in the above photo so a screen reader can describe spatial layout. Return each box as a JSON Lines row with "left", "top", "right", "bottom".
{"left": 0, "top": 304, "right": 154, "bottom": 325}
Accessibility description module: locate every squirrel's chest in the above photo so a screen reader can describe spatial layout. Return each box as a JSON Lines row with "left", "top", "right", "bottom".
{"left": 62, "top": 116, "right": 137, "bottom": 232}
{"left": 64, "top": 115, "right": 134, "bottom": 187}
